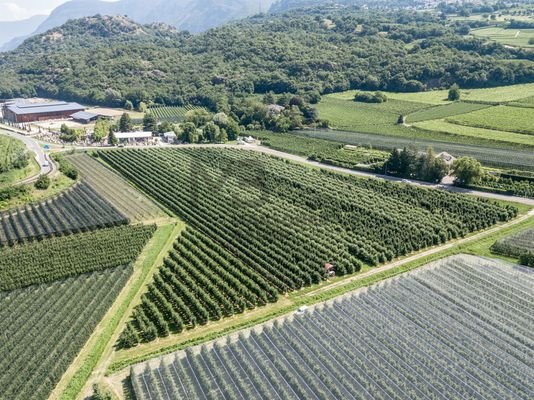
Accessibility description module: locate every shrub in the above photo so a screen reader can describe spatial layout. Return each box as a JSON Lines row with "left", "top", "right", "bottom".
{"left": 354, "top": 91, "right": 388, "bottom": 103}
{"left": 34, "top": 175, "right": 51, "bottom": 190}
{"left": 519, "top": 252, "right": 534, "bottom": 268}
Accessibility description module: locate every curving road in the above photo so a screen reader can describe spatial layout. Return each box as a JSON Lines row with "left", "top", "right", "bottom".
{"left": 0, "top": 127, "right": 54, "bottom": 183}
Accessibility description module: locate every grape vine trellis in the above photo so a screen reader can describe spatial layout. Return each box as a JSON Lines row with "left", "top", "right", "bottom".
{"left": 99, "top": 148, "right": 516, "bottom": 344}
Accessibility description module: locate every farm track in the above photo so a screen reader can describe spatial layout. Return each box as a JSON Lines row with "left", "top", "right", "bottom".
{"left": 306, "top": 208, "right": 534, "bottom": 297}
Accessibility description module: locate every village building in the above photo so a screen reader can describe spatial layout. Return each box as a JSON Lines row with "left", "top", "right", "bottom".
{"left": 162, "top": 131, "right": 178, "bottom": 144}
{"left": 70, "top": 111, "right": 100, "bottom": 124}
{"left": 115, "top": 131, "right": 153, "bottom": 145}
{"left": 3, "top": 101, "right": 85, "bottom": 123}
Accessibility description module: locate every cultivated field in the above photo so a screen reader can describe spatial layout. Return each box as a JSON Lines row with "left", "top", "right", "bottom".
{"left": 447, "top": 105, "right": 534, "bottom": 135}
{"left": 0, "top": 182, "right": 128, "bottom": 246}
{"left": 149, "top": 105, "right": 205, "bottom": 123}
{"left": 298, "top": 129, "right": 534, "bottom": 170}
{"left": 471, "top": 27, "right": 534, "bottom": 48}
{"left": 317, "top": 84, "right": 534, "bottom": 152}
{"left": 68, "top": 153, "right": 164, "bottom": 222}
{"left": 414, "top": 119, "right": 534, "bottom": 147}
{"left": 259, "top": 132, "right": 388, "bottom": 170}
{"left": 0, "top": 265, "right": 133, "bottom": 400}
{"left": 0, "top": 224, "right": 155, "bottom": 291}
{"left": 130, "top": 254, "right": 534, "bottom": 400}
{"left": 491, "top": 228, "right": 534, "bottom": 257}
{"left": 99, "top": 148, "right": 515, "bottom": 344}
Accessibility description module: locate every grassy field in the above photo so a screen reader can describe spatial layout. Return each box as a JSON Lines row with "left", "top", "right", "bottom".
{"left": 317, "top": 84, "right": 534, "bottom": 154}
{"left": 297, "top": 129, "right": 534, "bottom": 170}
{"left": 407, "top": 102, "right": 490, "bottom": 123}
{"left": 471, "top": 26, "right": 534, "bottom": 48}
{"left": 414, "top": 119, "right": 534, "bottom": 146}
{"left": 446, "top": 105, "right": 534, "bottom": 135}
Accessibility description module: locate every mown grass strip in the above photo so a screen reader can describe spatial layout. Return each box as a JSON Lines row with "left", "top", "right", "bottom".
{"left": 58, "top": 223, "right": 181, "bottom": 400}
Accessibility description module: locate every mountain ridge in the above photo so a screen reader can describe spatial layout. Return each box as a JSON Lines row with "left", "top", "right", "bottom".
{"left": 2, "top": 0, "right": 276, "bottom": 51}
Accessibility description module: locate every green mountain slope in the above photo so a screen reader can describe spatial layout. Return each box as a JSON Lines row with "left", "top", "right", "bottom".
{"left": 0, "top": 9, "right": 532, "bottom": 108}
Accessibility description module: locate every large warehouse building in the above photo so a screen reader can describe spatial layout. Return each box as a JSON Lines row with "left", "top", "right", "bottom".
{"left": 3, "top": 101, "right": 85, "bottom": 123}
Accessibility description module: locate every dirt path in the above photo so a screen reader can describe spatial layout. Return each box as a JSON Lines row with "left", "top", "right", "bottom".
{"left": 306, "top": 208, "right": 534, "bottom": 297}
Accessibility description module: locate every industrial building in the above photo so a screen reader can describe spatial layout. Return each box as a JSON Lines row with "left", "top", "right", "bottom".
{"left": 3, "top": 101, "right": 85, "bottom": 123}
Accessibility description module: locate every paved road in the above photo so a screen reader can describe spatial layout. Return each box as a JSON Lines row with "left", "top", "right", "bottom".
{"left": 237, "top": 144, "right": 534, "bottom": 206}
{"left": 0, "top": 127, "right": 54, "bottom": 183}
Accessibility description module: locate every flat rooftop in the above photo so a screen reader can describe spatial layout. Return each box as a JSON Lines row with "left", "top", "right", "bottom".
{"left": 7, "top": 101, "right": 85, "bottom": 115}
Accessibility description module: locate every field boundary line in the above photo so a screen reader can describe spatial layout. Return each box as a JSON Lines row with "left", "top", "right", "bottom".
{"left": 305, "top": 209, "right": 534, "bottom": 297}
{"left": 104, "top": 210, "right": 533, "bottom": 378}
{"left": 51, "top": 221, "right": 183, "bottom": 400}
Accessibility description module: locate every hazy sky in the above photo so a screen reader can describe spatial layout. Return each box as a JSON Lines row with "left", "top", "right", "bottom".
{"left": 0, "top": 0, "right": 118, "bottom": 21}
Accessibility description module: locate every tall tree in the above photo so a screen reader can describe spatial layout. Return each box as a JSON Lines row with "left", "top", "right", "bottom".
{"left": 452, "top": 156, "right": 483, "bottom": 185}
{"left": 119, "top": 113, "right": 132, "bottom": 132}
{"left": 143, "top": 112, "right": 157, "bottom": 133}
{"left": 448, "top": 84, "right": 461, "bottom": 101}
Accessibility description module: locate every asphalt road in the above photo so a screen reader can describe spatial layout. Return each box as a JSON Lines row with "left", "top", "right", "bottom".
{"left": 0, "top": 127, "right": 54, "bottom": 183}
{"left": 229, "top": 144, "right": 534, "bottom": 207}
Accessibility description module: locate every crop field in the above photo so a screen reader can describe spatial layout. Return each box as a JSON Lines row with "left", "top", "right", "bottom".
{"left": 413, "top": 119, "right": 534, "bottom": 147}
{"left": 0, "top": 134, "right": 27, "bottom": 173}
{"left": 119, "top": 227, "right": 279, "bottom": 347}
{"left": 0, "top": 224, "right": 155, "bottom": 291}
{"left": 130, "top": 254, "right": 534, "bottom": 400}
{"left": 317, "top": 96, "right": 431, "bottom": 135}
{"left": 471, "top": 27, "right": 534, "bottom": 48}
{"left": 149, "top": 105, "right": 205, "bottom": 123}
{"left": 491, "top": 228, "right": 534, "bottom": 258}
{"left": 0, "top": 181, "right": 128, "bottom": 246}
{"left": 446, "top": 105, "right": 534, "bottom": 135}
{"left": 316, "top": 89, "right": 534, "bottom": 149}
{"left": 98, "top": 148, "right": 515, "bottom": 343}
{"left": 406, "top": 102, "right": 490, "bottom": 123}
{"left": 68, "top": 153, "right": 164, "bottom": 222}
{"left": 259, "top": 132, "right": 388, "bottom": 169}
{"left": 0, "top": 265, "right": 133, "bottom": 400}
{"left": 297, "top": 130, "right": 534, "bottom": 170}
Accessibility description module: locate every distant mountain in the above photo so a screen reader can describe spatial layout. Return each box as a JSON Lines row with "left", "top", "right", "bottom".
{"left": 2, "top": 0, "right": 276, "bottom": 51}
{"left": 0, "top": 15, "right": 47, "bottom": 49}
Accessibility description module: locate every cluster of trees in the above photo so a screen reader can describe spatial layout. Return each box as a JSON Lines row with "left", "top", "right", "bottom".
{"left": 59, "top": 124, "right": 85, "bottom": 143}
{"left": 52, "top": 152, "right": 79, "bottom": 179}
{"left": 0, "top": 8, "right": 532, "bottom": 108}
{"left": 354, "top": 91, "right": 388, "bottom": 103}
{"left": 385, "top": 147, "right": 449, "bottom": 183}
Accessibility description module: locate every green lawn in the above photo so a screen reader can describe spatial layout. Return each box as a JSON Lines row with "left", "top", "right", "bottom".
{"left": 414, "top": 119, "right": 534, "bottom": 147}
{"left": 446, "top": 105, "right": 534, "bottom": 135}
{"left": 471, "top": 27, "right": 534, "bottom": 48}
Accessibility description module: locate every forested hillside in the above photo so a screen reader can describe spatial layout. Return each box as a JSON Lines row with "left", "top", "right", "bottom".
{"left": 0, "top": 8, "right": 532, "bottom": 109}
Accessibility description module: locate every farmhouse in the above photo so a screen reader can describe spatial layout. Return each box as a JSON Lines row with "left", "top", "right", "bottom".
{"left": 3, "top": 101, "right": 85, "bottom": 123}
{"left": 162, "top": 131, "right": 177, "bottom": 144}
{"left": 115, "top": 131, "right": 153, "bottom": 145}
{"left": 70, "top": 111, "right": 99, "bottom": 124}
